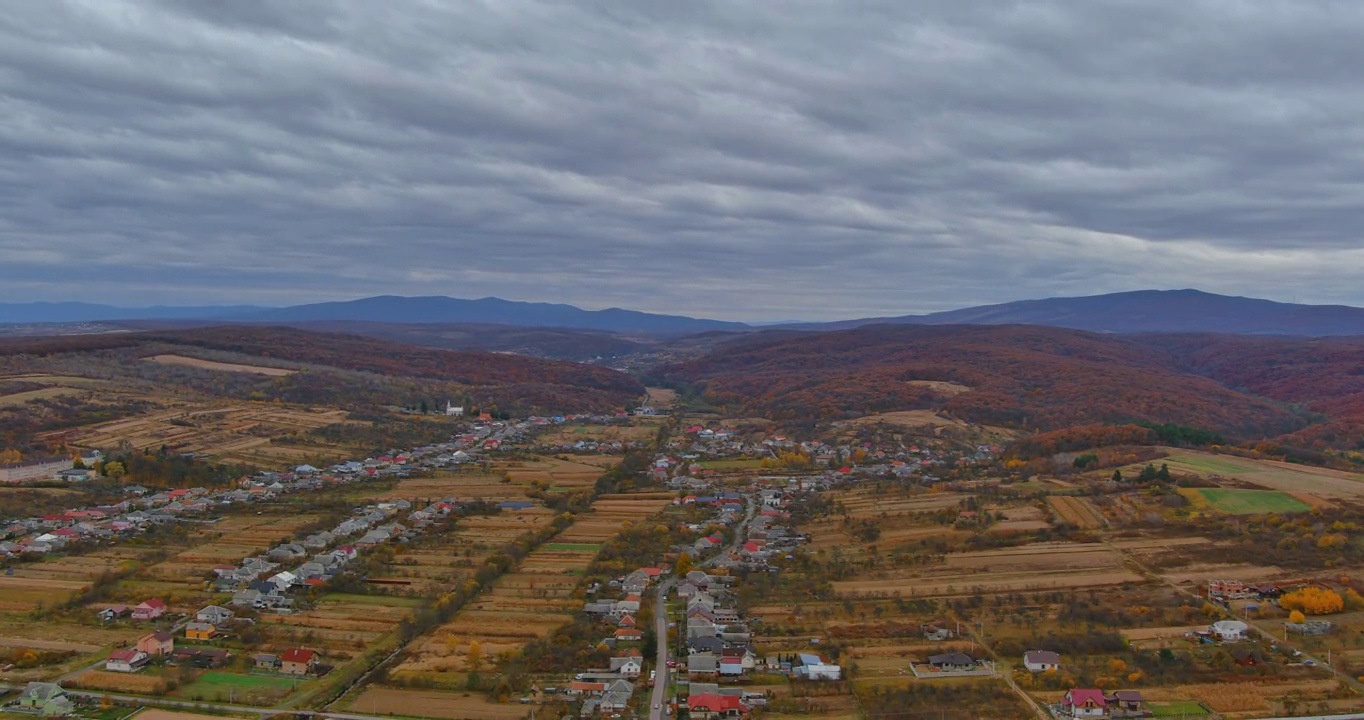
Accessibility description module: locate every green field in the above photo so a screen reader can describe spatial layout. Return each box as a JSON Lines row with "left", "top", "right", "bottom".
{"left": 696, "top": 459, "right": 764, "bottom": 470}
{"left": 1149, "top": 700, "right": 1211, "bottom": 717}
{"left": 175, "top": 671, "right": 301, "bottom": 703}
{"left": 1196, "top": 488, "right": 1311, "bottom": 515}
{"left": 195, "top": 671, "right": 298, "bottom": 689}
{"left": 543, "top": 542, "right": 601, "bottom": 552}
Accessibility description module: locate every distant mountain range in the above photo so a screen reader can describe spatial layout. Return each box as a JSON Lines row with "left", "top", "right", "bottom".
{"left": 0, "top": 296, "right": 745, "bottom": 335}
{"left": 5, "top": 289, "right": 1364, "bottom": 336}
{"left": 0, "top": 302, "right": 269, "bottom": 324}
{"left": 796, "top": 289, "right": 1364, "bottom": 336}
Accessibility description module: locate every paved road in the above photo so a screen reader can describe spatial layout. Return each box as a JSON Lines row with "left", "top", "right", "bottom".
{"left": 647, "top": 577, "right": 676, "bottom": 720}
{"left": 647, "top": 493, "right": 755, "bottom": 720}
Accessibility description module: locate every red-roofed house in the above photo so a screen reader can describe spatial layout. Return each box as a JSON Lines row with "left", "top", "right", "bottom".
{"left": 614, "top": 627, "right": 643, "bottom": 641}
{"left": 568, "top": 681, "right": 606, "bottom": 695}
{"left": 280, "top": 648, "right": 318, "bottom": 676}
{"left": 132, "top": 598, "right": 167, "bottom": 620}
{"left": 106, "top": 648, "right": 149, "bottom": 673}
{"left": 1062, "top": 689, "right": 1107, "bottom": 719}
{"left": 689, "top": 693, "right": 743, "bottom": 719}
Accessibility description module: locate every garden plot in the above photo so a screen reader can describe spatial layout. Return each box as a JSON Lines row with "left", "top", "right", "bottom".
{"left": 346, "top": 686, "right": 530, "bottom": 720}
{"left": 1047, "top": 495, "right": 1107, "bottom": 529}
{"left": 834, "top": 543, "right": 1145, "bottom": 598}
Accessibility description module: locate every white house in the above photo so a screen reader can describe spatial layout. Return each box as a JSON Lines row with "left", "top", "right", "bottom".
{"left": 1023, "top": 650, "right": 1060, "bottom": 672}
{"left": 609, "top": 655, "right": 643, "bottom": 678}
{"left": 1211, "top": 619, "right": 1249, "bottom": 642}
{"left": 106, "top": 648, "right": 149, "bottom": 673}
{"left": 794, "top": 653, "right": 841, "bottom": 680}
{"left": 1062, "top": 689, "right": 1106, "bottom": 719}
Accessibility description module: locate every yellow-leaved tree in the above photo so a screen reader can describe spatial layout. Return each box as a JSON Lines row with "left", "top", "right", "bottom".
{"left": 1281, "top": 587, "right": 1345, "bottom": 615}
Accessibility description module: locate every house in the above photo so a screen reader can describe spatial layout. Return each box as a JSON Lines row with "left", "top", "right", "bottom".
{"left": 687, "top": 637, "right": 723, "bottom": 656}
{"left": 185, "top": 622, "right": 217, "bottom": 641}
{"left": 105, "top": 648, "right": 149, "bottom": 673}
{"left": 253, "top": 653, "right": 281, "bottom": 671}
{"left": 689, "top": 692, "right": 743, "bottom": 719}
{"left": 132, "top": 598, "right": 167, "bottom": 620}
{"left": 1023, "top": 650, "right": 1060, "bottom": 672}
{"left": 1211, "top": 619, "right": 1249, "bottom": 641}
{"left": 794, "top": 653, "right": 841, "bottom": 680}
{"left": 97, "top": 605, "right": 130, "bottom": 622}
{"left": 280, "top": 648, "right": 318, "bottom": 676}
{"left": 136, "top": 631, "right": 174, "bottom": 656}
{"left": 1062, "top": 689, "right": 1107, "bottom": 719}
{"left": 614, "top": 627, "right": 643, "bottom": 642}
{"left": 1109, "top": 690, "right": 1146, "bottom": 719}
{"left": 196, "top": 605, "right": 234, "bottom": 625}
{"left": 567, "top": 681, "right": 606, "bottom": 696}
{"left": 687, "top": 616, "right": 718, "bottom": 639}
{"left": 719, "top": 656, "right": 744, "bottom": 676}
{"left": 927, "top": 652, "right": 977, "bottom": 672}
{"left": 688, "top": 652, "right": 719, "bottom": 676}
{"left": 15, "top": 682, "right": 74, "bottom": 716}
{"left": 609, "top": 654, "right": 643, "bottom": 678}
{"left": 599, "top": 679, "right": 635, "bottom": 711}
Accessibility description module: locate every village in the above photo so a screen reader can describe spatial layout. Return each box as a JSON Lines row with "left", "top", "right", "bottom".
{"left": 5, "top": 401, "right": 1364, "bottom": 720}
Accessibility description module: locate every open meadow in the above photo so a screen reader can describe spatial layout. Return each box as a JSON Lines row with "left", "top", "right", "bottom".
{"left": 1148, "top": 448, "right": 1364, "bottom": 500}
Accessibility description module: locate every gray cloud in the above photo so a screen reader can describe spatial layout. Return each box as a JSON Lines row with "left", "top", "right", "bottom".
{"left": 3, "top": 0, "right": 1364, "bottom": 320}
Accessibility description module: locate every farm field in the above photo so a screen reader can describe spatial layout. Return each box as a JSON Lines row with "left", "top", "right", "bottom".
{"left": 174, "top": 671, "right": 301, "bottom": 704}
{"left": 1155, "top": 449, "right": 1364, "bottom": 500}
{"left": 135, "top": 711, "right": 255, "bottom": 720}
{"left": 504, "top": 455, "right": 622, "bottom": 488}
{"left": 1184, "top": 488, "right": 1311, "bottom": 515}
{"left": 146, "top": 354, "right": 296, "bottom": 376}
{"left": 391, "top": 493, "right": 668, "bottom": 681}
{"left": 644, "top": 386, "right": 676, "bottom": 408}
{"left": 537, "top": 422, "right": 657, "bottom": 444}
{"left": 346, "top": 686, "right": 530, "bottom": 720}
{"left": 832, "top": 542, "right": 1144, "bottom": 597}
{"left": 48, "top": 402, "right": 350, "bottom": 468}
{"left": 1047, "top": 495, "right": 1107, "bottom": 528}
{"left": 0, "top": 386, "right": 83, "bottom": 406}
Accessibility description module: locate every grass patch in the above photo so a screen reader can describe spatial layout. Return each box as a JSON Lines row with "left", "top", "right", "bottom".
{"left": 1149, "top": 700, "right": 1211, "bottom": 717}
{"left": 1196, "top": 488, "right": 1311, "bottom": 515}
{"left": 543, "top": 543, "right": 601, "bottom": 552}
{"left": 193, "top": 672, "right": 299, "bottom": 689}
{"left": 696, "top": 459, "right": 763, "bottom": 470}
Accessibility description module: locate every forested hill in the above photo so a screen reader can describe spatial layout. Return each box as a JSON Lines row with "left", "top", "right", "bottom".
{"left": 653, "top": 324, "right": 1335, "bottom": 442}
{"left": 0, "top": 325, "right": 644, "bottom": 414}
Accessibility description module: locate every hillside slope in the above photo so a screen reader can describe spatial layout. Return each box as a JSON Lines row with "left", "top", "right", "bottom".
{"left": 654, "top": 324, "right": 1308, "bottom": 438}
{"left": 0, "top": 325, "right": 643, "bottom": 414}
{"left": 1148, "top": 334, "right": 1364, "bottom": 451}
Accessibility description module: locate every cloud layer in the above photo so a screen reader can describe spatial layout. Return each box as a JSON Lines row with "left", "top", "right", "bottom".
{"left": 3, "top": 1, "right": 1364, "bottom": 320}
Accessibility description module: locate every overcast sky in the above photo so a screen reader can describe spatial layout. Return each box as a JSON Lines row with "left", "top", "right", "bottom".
{"left": 4, "top": 1, "right": 1364, "bottom": 321}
